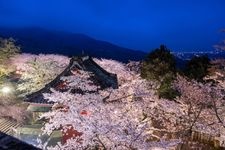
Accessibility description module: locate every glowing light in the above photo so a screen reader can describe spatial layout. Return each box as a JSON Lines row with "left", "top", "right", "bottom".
{"left": 1, "top": 86, "right": 11, "bottom": 94}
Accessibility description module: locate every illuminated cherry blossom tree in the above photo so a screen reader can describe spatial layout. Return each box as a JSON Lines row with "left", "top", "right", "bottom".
{"left": 0, "top": 37, "right": 20, "bottom": 78}
{"left": 21, "top": 57, "right": 225, "bottom": 149}
{"left": 38, "top": 59, "right": 176, "bottom": 149}
{"left": 11, "top": 54, "right": 70, "bottom": 95}
{"left": 174, "top": 75, "right": 225, "bottom": 136}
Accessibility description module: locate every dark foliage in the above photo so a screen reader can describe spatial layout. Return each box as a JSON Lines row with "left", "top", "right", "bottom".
{"left": 184, "top": 55, "right": 210, "bottom": 81}
{"left": 158, "top": 78, "right": 180, "bottom": 100}
{"left": 141, "top": 45, "right": 179, "bottom": 100}
{"left": 141, "top": 45, "right": 176, "bottom": 81}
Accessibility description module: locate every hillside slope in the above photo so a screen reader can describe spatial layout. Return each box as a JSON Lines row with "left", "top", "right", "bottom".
{"left": 0, "top": 27, "right": 146, "bottom": 62}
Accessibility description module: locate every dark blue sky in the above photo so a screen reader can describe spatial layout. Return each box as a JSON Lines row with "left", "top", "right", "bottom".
{"left": 0, "top": 0, "right": 225, "bottom": 52}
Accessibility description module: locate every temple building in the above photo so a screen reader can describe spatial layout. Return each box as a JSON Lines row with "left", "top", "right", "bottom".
{"left": 5, "top": 56, "right": 119, "bottom": 148}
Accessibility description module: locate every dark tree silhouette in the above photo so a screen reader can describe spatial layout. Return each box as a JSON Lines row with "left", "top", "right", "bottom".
{"left": 184, "top": 55, "right": 210, "bottom": 81}
{"left": 141, "top": 45, "right": 179, "bottom": 100}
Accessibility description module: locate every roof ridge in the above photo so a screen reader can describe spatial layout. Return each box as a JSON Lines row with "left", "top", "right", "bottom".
{"left": 25, "top": 55, "right": 118, "bottom": 104}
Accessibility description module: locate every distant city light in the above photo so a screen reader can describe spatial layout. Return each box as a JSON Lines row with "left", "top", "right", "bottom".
{"left": 1, "top": 86, "right": 11, "bottom": 94}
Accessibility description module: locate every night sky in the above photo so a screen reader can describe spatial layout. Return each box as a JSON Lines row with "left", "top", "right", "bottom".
{"left": 0, "top": 0, "right": 225, "bottom": 52}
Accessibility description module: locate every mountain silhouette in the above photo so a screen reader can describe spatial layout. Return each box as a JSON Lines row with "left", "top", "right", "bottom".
{"left": 0, "top": 27, "right": 146, "bottom": 62}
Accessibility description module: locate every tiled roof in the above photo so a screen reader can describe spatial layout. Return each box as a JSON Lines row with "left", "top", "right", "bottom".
{"left": 27, "top": 104, "right": 52, "bottom": 112}
{"left": 0, "top": 118, "right": 21, "bottom": 135}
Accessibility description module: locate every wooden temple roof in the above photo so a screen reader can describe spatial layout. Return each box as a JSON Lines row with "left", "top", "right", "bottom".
{"left": 25, "top": 56, "right": 118, "bottom": 104}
